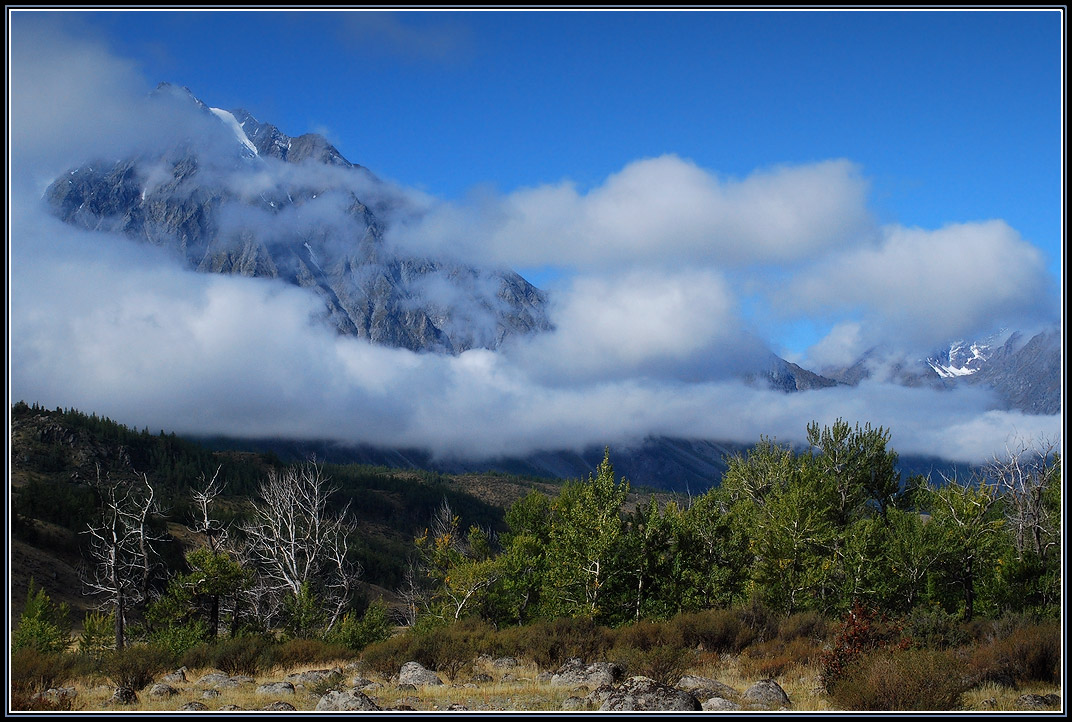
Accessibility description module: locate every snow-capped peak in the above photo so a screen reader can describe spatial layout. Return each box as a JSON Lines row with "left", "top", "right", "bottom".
{"left": 209, "top": 107, "right": 258, "bottom": 157}
{"left": 926, "top": 334, "right": 1000, "bottom": 378}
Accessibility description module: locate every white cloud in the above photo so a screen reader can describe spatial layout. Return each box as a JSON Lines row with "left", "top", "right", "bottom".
{"left": 385, "top": 155, "right": 873, "bottom": 269}
{"left": 784, "top": 220, "right": 1058, "bottom": 357}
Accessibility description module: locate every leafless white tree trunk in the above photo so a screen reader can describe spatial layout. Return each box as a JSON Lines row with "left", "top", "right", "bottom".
{"left": 81, "top": 470, "right": 162, "bottom": 649}
{"left": 987, "top": 436, "right": 1060, "bottom": 563}
{"left": 240, "top": 461, "right": 360, "bottom": 632}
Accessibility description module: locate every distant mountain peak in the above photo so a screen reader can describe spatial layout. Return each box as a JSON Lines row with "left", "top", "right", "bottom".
{"left": 43, "top": 84, "right": 551, "bottom": 355}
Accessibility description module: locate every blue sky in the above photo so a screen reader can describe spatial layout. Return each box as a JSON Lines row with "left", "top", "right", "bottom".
{"left": 7, "top": 9, "right": 1064, "bottom": 462}
{"left": 60, "top": 8, "right": 1062, "bottom": 353}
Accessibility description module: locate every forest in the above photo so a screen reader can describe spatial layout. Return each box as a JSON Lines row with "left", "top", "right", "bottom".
{"left": 9, "top": 402, "right": 1062, "bottom": 711}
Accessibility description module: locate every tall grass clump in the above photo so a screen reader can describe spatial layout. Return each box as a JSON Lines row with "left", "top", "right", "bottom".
{"left": 826, "top": 648, "right": 968, "bottom": 711}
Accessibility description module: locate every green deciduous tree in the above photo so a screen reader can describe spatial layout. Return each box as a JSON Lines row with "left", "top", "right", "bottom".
{"left": 13, "top": 579, "right": 72, "bottom": 654}
{"left": 543, "top": 449, "right": 629, "bottom": 621}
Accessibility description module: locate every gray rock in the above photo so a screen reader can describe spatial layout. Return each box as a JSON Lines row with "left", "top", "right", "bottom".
{"left": 585, "top": 684, "right": 615, "bottom": 706}
{"left": 217, "top": 705, "right": 245, "bottom": 711}
{"left": 109, "top": 686, "right": 138, "bottom": 705}
{"left": 470, "top": 673, "right": 493, "bottom": 684}
{"left": 600, "top": 676, "right": 702, "bottom": 711}
{"left": 491, "top": 656, "right": 520, "bottom": 669}
{"left": 148, "top": 683, "right": 178, "bottom": 699}
{"left": 286, "top": 668, "right": 342, "bottom": 685}
{"left": 160, "top": 667, "right": 188, "bottom": 684}
{"left": 744, "top": 679, "right": 791, "bottom": 708}
{"left": 256, "top": 681, "right": 296, "bottom": 696}
{"left": 31, "top": 687, "right": 77, "bottom": 704}
{"left": 702, "top": 696, "right": 742, "bottom": 711}
{"left": 562, "top": 696, "right": 587, "bottom": 710}
{"left": 677, "top": 675, "right": 740, "bottom": 700}
{"left": 201, "top": 689, "right": 221, "bottom": 699}
{"left": 399, "top": 661, "right": 443, "bottom": 686}
{"left": 179, "top": 701, "right": 208, "bottom": 711}
{"left": 550, "top": 658, "right": 621, "bottom": 688}
{"left": 350, "top": 676, "right": 374, "bottom": 688}
{"left": 315, "top": 689, "right": 382, "bottom": 711}
{"left": 447, "top": 703, "right": 469, "bottom": 710}
{"left": 1017, "top": 693, "right": 1059, "bottom": 709}
{"left": 261, "top": 701, "right": 296, "bottom": 711}
{"left": 197, "top": 672, "right": 232, "bottom": 687}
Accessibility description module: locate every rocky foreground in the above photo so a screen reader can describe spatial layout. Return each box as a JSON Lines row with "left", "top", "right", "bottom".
{"left": 27, "top": 655, "right": 1062, "bottom": 713}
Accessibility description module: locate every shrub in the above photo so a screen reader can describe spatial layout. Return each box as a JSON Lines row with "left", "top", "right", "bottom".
{"left": 778, "top": 611, "right": 831, "bottom": 643}
{"left": 206, "top": 635, "right": 276, "bottom": 676}
{"left": 10, "top": 648, "right": 78, "bottom": 694}
{"left": 327, "top": 599, "right": 393, "bottom": 652}
{"left": 611, "top": 645, "right": 694, "bottom": 685}
{"left": 819, "top": 602, "right": 907, "bottom": 691}
{"left": 12, "top": 580, "right": 72, "bottom": 654}
{"left": 360, "top": 633, "right": 419, "bottom": 679}
{"left": 902, "top": 606, "right": 968, "bottom": 650}
{"left": 967, "top": 620, "right": 1060, "bottom": 686}
{"left": 100, "top": 644, "right": 172, "bottom": 691}
{"left": 670, "top": 605, "right": 769, "bottom": 654}
{"left": 274, "top": 638, "right": 354, "bottom": 669}
{"left": 497, "top": 616, "right": 609, "bottom": 669}
{"left": 147, "top": 620, "right": 210, "bottom": 664}
{"left": 737, "top": 637, "right": 823, "bottom": 680}
{"left": 78, "top": 610, "right": 115, "bottom": 660}
{"left": 826, "top": 648, "right": 968, "bottom": 710}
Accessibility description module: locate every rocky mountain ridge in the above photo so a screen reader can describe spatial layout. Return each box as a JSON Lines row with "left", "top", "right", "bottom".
{"left": 44, "top": 83, "right": 550, "bottom": 354}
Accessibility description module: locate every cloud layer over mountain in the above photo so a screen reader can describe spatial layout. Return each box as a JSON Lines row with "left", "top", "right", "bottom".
{"left": 9, "top": 18, "right": 1061, "bottom": 466}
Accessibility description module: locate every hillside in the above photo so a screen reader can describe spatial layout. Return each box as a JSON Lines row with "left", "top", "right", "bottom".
{"left": 8, "top": 401, "right": 676, "bottom": 625}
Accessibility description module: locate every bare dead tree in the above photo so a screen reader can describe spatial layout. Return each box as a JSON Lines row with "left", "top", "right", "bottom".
{"left": 190, "top": 465, "right": 228, "bottom": 554}
{"left": 240, "top": 460, "right": 360, "bottom": 633}
{"left": 81, "top": 469, "right": 163, "bottom": 649}
{"left": 987, "top": 436, "right": 1061, "bottom": 563}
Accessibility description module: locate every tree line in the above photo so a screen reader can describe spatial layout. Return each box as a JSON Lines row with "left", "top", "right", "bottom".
{"left": 407, "top": 421, "right": 1060, "bottom": 629}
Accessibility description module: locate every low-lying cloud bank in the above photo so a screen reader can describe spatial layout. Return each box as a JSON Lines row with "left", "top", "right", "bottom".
{"left": 8, "top": 15, "right": 1062, "bottom": 468}
{"left": 10, "top": 212, "right": 1060, "bottom": 466}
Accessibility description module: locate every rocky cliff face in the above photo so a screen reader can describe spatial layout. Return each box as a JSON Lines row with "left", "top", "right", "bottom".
{"left": 44, "top": 84, "right": 551, "bottom": 354}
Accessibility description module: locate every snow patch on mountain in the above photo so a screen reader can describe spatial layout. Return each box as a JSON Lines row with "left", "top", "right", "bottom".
{"left": 209, "top": 107, "right": 258, "bottom": 157}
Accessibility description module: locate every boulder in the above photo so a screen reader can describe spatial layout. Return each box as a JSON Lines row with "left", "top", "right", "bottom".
{"left": 261, "top": 701, "right": 296, "bottom": 711}
{"left": 1017, "top": 694, "right": 1060, "bottom": 709}
{"left": 286, "top": 668, "right": 342, "bottom": 685}
{"left": 197, "top": 672, "right": 232, "bottom": 687}
{"left": 550, "top": 658, "right": 621, "bottom": 688}
{"left": 256, "top": 681, "right": 296, "bottom": 696}
{"left": 201, "top": 689, "right": 221, "bottom": 699}
{"left": 399, "top": 661, "right": 443, "bottom": 687}
{"left": 109, "top": 686, "right": 138, "bottom": 705}
{"left": 677, "top": 675, "right": 741, "bottom": 700}
{"left": 702, "top": 696, "right": 742, "bottom": 711}
{"left": 217, "top": 705, "right": 245, "bottom": 711}
{"left": 744, "top": 679, "right": 791, "bottom": 708}
{"left": 562, "top": 696, "right": 587, "bottom": 710}
{"left": 315, "top": 689, "right": 382, "bottom": 711}
{"left": 160, "top": 667, "right": 188, "bottom": 684}
{"left": 179, "top": 701, "right": 208, "bottom": 711}
{"left": 599, "top": 676, "right": 702, "bottom": 711}
{"left": 31, "top": 687, "right": 77, "bottom": 704}
{"left": 148, "top": 683, "right": 178, "bottom": 699}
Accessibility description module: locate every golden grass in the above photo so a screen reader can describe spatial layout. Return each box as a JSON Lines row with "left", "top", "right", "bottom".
{"left": 13, "top": 654, "right": 1062, "bottom": 713}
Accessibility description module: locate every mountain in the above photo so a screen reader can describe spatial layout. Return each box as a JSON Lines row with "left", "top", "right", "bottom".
{"left": 44, "top": 83, "right": 551, "bottom": 354}
{"left": 821, "top": 327, "right": 1062, "bottom": 416}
